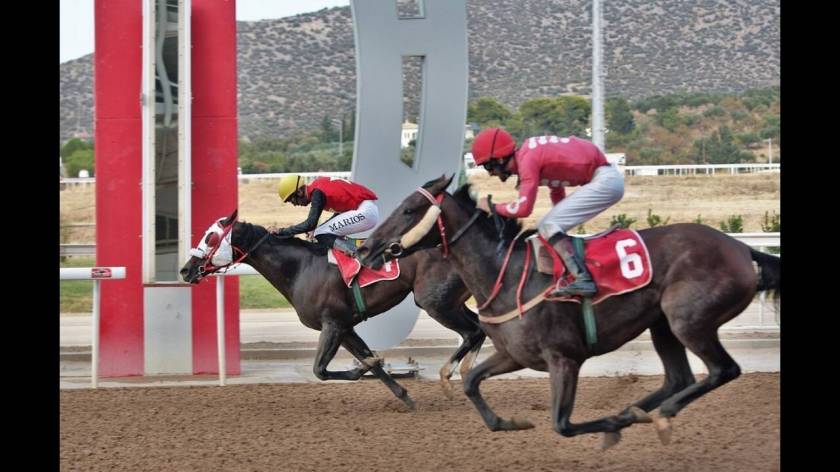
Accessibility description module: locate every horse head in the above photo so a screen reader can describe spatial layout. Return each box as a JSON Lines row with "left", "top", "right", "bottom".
{"left": 180, "top": 209, "right": 239, "bottom": 284}
{"left": 358, "top": 174, "right": 454, "bottom": 269}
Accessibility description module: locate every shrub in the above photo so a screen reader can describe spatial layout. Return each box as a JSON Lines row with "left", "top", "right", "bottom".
{"left": 610, "top": 214, "right": 637, "bottom": 229}
{"left": 719, "top": 215, "right": 744, "bottom": 233}
{"left": 646, "top": 209, "right": 670, "bottom": 228}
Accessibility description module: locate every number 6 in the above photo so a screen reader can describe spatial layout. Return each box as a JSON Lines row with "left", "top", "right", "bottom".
{"left": 615, "top": 239, "right": 644, "bottom": 279}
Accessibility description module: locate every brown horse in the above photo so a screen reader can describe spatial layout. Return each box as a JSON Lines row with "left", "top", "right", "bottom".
{"left": 180, "top": 210, "right": 485, "bottom": 409}
{"left": 358, "top": 175, "right": 780, "bottom": 448}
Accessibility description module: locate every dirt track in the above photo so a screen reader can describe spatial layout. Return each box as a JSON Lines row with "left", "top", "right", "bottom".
{"left": 60, "top": 372, "right": 779, "bottom": 471}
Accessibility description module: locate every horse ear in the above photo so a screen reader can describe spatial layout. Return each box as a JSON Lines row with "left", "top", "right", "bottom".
{"left": 222, "top": 209, "right": 238, "bottom": 226}
{"left": 428, "top": 174, "right": 454, "bottom": 196}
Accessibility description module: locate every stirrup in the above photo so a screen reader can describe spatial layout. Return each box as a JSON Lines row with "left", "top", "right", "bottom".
{"left": 333, "top": 237, "right": 358, "bottom": 256}
{"left": 551, "top": 278, "right": 596, "bottom": 297}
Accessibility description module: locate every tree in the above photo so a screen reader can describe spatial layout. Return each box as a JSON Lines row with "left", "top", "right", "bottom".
{"left": 319, "top": 116, "right": 338, "bottom": 142}
{"left": 606, "top": 97, "right": 635, "bottom": 135}
{"left": 518, "top": 96, "right": 591, "bottom": 137}
{"left": 65, "top": 148, "right": 95, "bottom": 177}
{"left": 467, "top": 97, "right": 513, "bottom": 127}
{"left": 60, "top": 138, "right": 93, "bottom": 159}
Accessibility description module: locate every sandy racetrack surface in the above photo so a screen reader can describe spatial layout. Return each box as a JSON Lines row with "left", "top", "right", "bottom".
{"left": 61, "top": 373, "right": 779, "bottom": 471}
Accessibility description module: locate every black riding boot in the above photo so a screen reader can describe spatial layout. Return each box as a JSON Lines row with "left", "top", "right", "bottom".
{"left": 549, "top": 233, "right": 596, "bottom": 297}
{"left": 315, "top": 234, "right": 357, "bottom": 256}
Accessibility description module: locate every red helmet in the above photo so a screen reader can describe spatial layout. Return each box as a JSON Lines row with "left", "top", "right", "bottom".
{"left": 471, "top": 128, "right": 516, "bottom": 166}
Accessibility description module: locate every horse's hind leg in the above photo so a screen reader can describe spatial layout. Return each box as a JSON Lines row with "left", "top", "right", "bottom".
{"left": 463, "top": 352, "right": 533, "bottom": 431}
{"left": 620, "top": 316, "right": 696, "bottom": 414}
{"left": 652, "top": 282, "right": 749, "bottom": 444}
{"left": 341, "top": 330, "right": 416, "bottom": 410}
{"left": 312, "top": 323, "right": 367, "bottom": 381}
{"left": 654, "top": 332, "right": 741, "bottom": 444}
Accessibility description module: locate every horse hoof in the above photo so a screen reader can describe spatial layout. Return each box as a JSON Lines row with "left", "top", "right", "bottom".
{"left": 510, "top": 417, "right": 535, "bottom": 430}
{"left": 362, "top": 356, "right": 383, "bottom": 369}
{"left": 402, "top": 395, "right": 416, "bottom": 411}
{"left": 601, "top": 432, "right": 622, "bottom": 450}
{"left": 654, "top": 416, "right": 672, "bottom": 445}
{"left": 440, "top": 380, "right": 455, "bottom": 400}
{"left": 628, "top": 406, "right": 653, "bottom": 424}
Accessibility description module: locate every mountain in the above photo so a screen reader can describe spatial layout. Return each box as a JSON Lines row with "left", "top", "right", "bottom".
{"left": 59, "top": 0, "right": 779, "bottom": 143}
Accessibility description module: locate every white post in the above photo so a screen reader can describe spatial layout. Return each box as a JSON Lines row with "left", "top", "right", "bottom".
{"left": 591, "top": 0, "right": 605, "bottom": 151}
{"left": 216, "top": 274, "right": 226, "bottom": 386}
{"left": 766, "top": 138, "right": 772, "bottom": 164}
{"left": 92, "top": 279, "right": 101, "bottom": 388}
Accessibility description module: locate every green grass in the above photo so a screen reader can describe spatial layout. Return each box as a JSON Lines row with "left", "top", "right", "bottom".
{"left": 239, "top": 276, "right": 292, "bottom": 309}
{"left": 60, "top": 257, "right": 291, "bottom": 313}
{"left": 60, "top": 257, "right": 95, "bottom": 313}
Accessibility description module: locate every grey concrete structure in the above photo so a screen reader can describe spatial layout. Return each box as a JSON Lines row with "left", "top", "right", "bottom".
{"left": 349, "top": 0, "right": 469, "bottom": 350}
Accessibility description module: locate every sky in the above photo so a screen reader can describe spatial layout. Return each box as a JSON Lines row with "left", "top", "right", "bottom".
{"left": 60, "top": 0, "right": 350, "bottom": 63}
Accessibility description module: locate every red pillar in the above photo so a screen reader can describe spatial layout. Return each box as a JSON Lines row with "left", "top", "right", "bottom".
{"left": 94, "top": 0, "right": 144, "bottom": 377}
{"left": 191, "top": 0, "right": 240, "bottom": 374}
{"left": 94, "top": 0, "right": 239, "bottom": 377}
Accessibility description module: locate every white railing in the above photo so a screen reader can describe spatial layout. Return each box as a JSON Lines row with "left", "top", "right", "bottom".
{"left": 624, "top": 163, "right": 780, "bottom": 176}
{"left": 59, "top": 267, "right": 127, "bottom": 388}
{"left": 60, "top": 244, "right": 97, "bottom": 256}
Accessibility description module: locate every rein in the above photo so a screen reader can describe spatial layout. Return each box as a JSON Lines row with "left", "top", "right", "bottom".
{"left": 411, "top": 187, "right": 557, "bottom": 324}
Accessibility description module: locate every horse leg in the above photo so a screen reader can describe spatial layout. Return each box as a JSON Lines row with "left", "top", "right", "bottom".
{"left": 652, "top": 281, "right": 749, "bottom": 444}
{"left": 458, "top": 333, "right": 485, "bottom": 379}
{"left": 617, "top": 316, "right": 696, "bottom": 417}
{"left": 341, "top": 330, "right": 416, "bottom": 410}
{"left": 654, "top": 333, "right": 741, "bottom": 444}
{"left": 422, "top": 304, "right": 485, "bottom": 399}
{"left": 463, "top": 351, "right": 533, "bottom": 431}
{"left": 547, "top": 355, "right": 645, "bottom": 449}
{"left": 312, "top": 323, "right": 367, "bottom": 381}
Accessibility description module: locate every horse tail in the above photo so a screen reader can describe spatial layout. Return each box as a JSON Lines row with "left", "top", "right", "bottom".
{"left": 750, "top": 248, "right": 780, "bottom": 314}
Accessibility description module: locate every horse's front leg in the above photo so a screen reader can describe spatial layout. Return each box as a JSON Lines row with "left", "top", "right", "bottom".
{"left": 463, "top": 351, "right": 533, "bottom": 431}
{"left": 312, "top": 323, "right": 367, "bottom": 381}
{"left": 341, "top": 330, "right": 415, "bottom": 410}
{"left": 548, "top": 355, "right": 645, "bottom": 450}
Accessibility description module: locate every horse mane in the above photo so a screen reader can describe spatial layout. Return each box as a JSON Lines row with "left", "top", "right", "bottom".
{"left": 451, "top": 184, "right": 536, "bottom": 247}
{"left": 237, "top": 221, "right": 329, "bottom": 256}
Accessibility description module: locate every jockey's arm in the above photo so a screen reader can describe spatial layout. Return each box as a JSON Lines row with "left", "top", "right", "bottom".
{"left": 278, "top": 190, "right": 326, "bottom": 236}
{"left": 494, "top": 173, "right": 538, "bottom": 219}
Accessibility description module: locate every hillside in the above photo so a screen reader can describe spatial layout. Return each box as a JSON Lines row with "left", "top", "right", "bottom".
{"left": 60, "top": 0, "right": 779, "bottom": 143}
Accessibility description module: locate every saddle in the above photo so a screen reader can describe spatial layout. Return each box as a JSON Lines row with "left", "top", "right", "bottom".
{"left": 527, "top": 227, "right": 653, "bottom": 306}
{"left": 324, "top": 237, "right": 400, "bottom": 322}
{"left": 326, "top": 237, "right": 400, "bottom": 288}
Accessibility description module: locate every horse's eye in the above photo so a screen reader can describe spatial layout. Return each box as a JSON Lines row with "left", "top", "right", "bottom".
{"left": 403, "top": 208, "right": 414, "bottom": 215}
{"left": 206, "top": 233, "right": 220, "bottom": 247}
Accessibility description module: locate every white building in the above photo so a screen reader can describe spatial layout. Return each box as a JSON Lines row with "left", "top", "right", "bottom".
{"left": 401, "top": 121, "right": 419, "bottom": 148}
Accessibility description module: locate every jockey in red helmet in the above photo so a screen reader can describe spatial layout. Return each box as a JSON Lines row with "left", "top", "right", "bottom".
{"left": 471, "top": 128, "right": 625, "bottom": 297}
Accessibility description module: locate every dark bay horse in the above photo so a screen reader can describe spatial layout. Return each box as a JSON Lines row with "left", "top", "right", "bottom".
{"left": 180, "top": 210, "right": 485, "bottom": 409}
{"left": 359, "top": 175, "right": 780, "bottom": 448}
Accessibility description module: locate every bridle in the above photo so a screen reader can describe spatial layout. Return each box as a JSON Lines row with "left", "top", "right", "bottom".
{"left": 386, "top": 187, "right": 482, "bottom": 259}
{"left": 190, "top": 219, "right": 274, "bottom": 279}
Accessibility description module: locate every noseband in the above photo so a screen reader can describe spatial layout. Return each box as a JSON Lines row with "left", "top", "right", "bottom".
{"left": 389, "top": 187, "right": 481, "bottom": 259}
{"left": 192, "top": 221, "right": 273, "bottom": 278}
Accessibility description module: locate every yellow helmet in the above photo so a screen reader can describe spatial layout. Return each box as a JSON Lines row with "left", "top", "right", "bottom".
{"left": 277, "top": 174, "right": 306, "bottom": 202}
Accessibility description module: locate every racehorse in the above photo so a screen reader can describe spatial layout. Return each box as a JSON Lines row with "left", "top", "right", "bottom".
{"left": 358, "top": 175, "right": 780, "bottom": 448}
{"left": 180, "top": 210, "right": 485, "bottom": 409}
